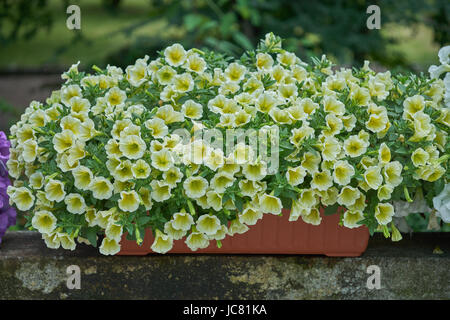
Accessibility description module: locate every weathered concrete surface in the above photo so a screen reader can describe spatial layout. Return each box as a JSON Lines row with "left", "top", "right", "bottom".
{"left": 0, "top": 231, "right": 448, "bottom": 300}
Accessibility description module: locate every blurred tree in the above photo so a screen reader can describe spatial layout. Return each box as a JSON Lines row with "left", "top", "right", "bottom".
{"left": 0, "top": 0, "right": 448, "bottom": 69}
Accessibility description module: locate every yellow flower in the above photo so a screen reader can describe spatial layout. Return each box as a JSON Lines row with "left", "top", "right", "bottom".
{"left": 409, "top": 111, "right": 433, "bottom": 142}
{"left": 111, "top": 119, "right": 133, "bottom": 139}
{"left": 366, "top": 113, "right": 389, "bottom": 133}
{"left": 320, "top": 187, "right": 339, "bottom": 206}
{"left": 323, "top": 96, "right": 345, "bottom": 115}
{"left": 181, "top": 99, "right": 203, "bottom": 119}
{"left": 242, "top": 161, "right": 267, "bottom": 181}
{"left": 132, "top": 159, "right": 151, "bottom": 179}
{"left": 185, "top": 53, "right": 206, "bottom": 74}
{"left": 61, "top": 84, "right": 82, "bottom": 106}
{"left": 45, "top": 179, "right": 66, "bottom": 202}
{"left": 210, "top": 172, "right": 235, "bottom": 193}
{"left": 311, "top": 170, "right": 333, "bottom": 191}
{"left": 184, "top": 176, "right": 208, "bottom": 199}
{"left": 32, "top": 210, "right": 57, "bottom": 234}
{"left": 164, "top": 221, "right": 186, "bottom": 240}
{"left": 323, "top": 114, "right": 343, "bottom": 136}
{"left": 151, "top": 149, "right": 174, "bottom": 172}
{"left": 89, "top": 177, "right": 113, "bottom": 200}
{"left": 29, "top": 172, "right": 44, "bottom": 189}
{"left": 105, "top": 139, "right": 122, "bottom": 158}
{"left": 155, "top": 105, "right": 185, "bottom": 124}
{"left": 206, "top": 190, "right": 223, "bottom": 211}
{"left": 162, "top": 166, "right": 183, "bottom": 187}
{"left": 145, "top": 118, "right": 168, "bottom": 139}
{"left": 321, "top": 137, "right": 341, "bottom": 161}
{"left": 343, "top": 210, "right": 364, "bottom": 229}
{"left": 185, "top": 232, "right": 209, "bottom": 251}
{"left": 196, "top": 214, "right": 221, "bottom": 235}
{"left": 119, "top": 135, "right": 146, "bottom": 160}
{"left": 332, "top": 160, "right": 355, "bottom": 186}
{"left": 105, "top": 87, "right": 127, "bottom": 107}
{"left": 378, "top": 143, "right": 391, "bottom": 164}
{"left": 402, "top": 95, "right": 425, "bottom": 120}
{"left": 173, "top": 73, "right": 194, "bottom": 93}
{"left": 151, "top": 230, "right": 174, "bottom": 254}
{"left": 113, "top": 159, "right": 133, "bottom": 182}
{"left": 301, "top": 152, "right": 321, "bottom": 174}
{"left": 64, "top": 193, "right": 86, "bottom": 214}
{"left": 138, "top": 187, "right": 153, "bottom": 210}
{"left": 256, "top": 93, "right": 279, "bottom": 113}
{"left": 383, "top": 161, "right": 403, "bottom": 187}
{"left": 238, "top": 205, "right": 263, "bottom": 225}
{"left": 22, "top": 139, "right": 38, "bottom": 163}
{"left": 364, "top": 166, "right": 383, "bottom": 190}
{"left": 342, "top": 114, "right": 356, "bottom": 132}
{"left": 118, "top": 190, "right": 140, "bottom": 212}
{"left": 42, "top": 232, "right": 60, "bottom": 249}
{"left": 337, "top": 186, "right": 361, "bottom": 206}
{"left": 300, "top": 98, "right": 319, "bottom": 116}
{"left": 411, "top": 147, "right": 432, "bottom": 167}
{"left": 227, "top": 219, "right": 249, "bottom": 236}
{"left": 164, "top": 43, "right": 187, "bottom": 67}
{"left": 415, "top": 164, "right": 445, "bottom": 182}
{"left": 350, "top": 85, "right": 370, "bottom": 106}
{"left": 69, "top": 96, "right": 90, "bottom": 115}
{"left": 301, "top": 208, "right": 322, "bottom": 226}
{"left": 290, "top": 125, "right": 314, "bottom": 146}
{"left": 375, "top": 203, "right": 395, "bottom": 225}
{"left": 156, "top": 65, "right": 176, "bottom": 85}
{"left": 99, "top": 237, "right": 121, "bottom": 255}
{"left": 59, "top": 232, "right": 76, "bottom": 250}
{"left": 172, "top": 211, "right": 194, "bottom": 231}
{"left": 269, "top": 107, "right": 292, "bottom": 124}
{"left": 150, "top": 180, "right": 171, "bottom": 202}
{"left": 286, "top": 166, "right": 307, "bottom": 186}
{"left": 377, "top": 184, "right": 393, "bottom": 201}
{"left": 105, "top": 222, "right": 123, "bottom": 242}
{"left": 256, "top": 53, "right": 274, "bottom": 71}
{"left": 52, "top": 130, "right": 75, "bottom": 154}
{"left": 238, "top": 179, "right": 260, "bottom": 197}
{"left": 348, "top": 193, "right": 367, "bottom": 212}
{"left": 224, "top": 62, "right": 246, "bottom": 82}
{"left": 344, "top": 135, "right": 368, "bottom": 158}
{"left": 259, "top": 193, "right": 282, "bottom": 215}
{"left": 204, "top": 149, "right": 225, "bottom": 171}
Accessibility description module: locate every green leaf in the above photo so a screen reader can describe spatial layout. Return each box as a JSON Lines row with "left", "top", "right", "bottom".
{"left": 235, "top": 196, "right": 244, "bottom": 212}
{"left": 324, "top": 203, "right": 339, "bottom": 216}
{"left": 85, "top": 228, "right": 98, "bottom": 247}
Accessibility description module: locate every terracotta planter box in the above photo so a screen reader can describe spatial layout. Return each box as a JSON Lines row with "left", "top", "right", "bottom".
{"left": 117, "top": 208, "right": 369, "bottom": 256}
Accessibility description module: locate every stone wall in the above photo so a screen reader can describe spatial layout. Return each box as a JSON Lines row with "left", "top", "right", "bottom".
{"left": 0, "top": 231, "right": 448, "bottom": 299}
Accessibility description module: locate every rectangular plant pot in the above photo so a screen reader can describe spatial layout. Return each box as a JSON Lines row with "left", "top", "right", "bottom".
{"left": 117, "top": 208, "right": 369, "bottom": 257}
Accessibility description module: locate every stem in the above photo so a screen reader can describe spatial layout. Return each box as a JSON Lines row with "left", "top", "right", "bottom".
{"left": 186, "top": 199, "right": 196, "bottom": 217}
{"left": 403, "top": 186, "right": 413, "bottom": 202}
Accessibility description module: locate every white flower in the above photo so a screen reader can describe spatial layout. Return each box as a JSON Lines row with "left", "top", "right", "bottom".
{"left": 438, "top": 45, "right": 450, "bottom": 65}
{"left": 433, "top": 184, "right": 450, "bottom": 223}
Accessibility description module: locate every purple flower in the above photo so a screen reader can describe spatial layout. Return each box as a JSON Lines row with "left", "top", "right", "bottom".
{"left": 0, "top": 131, "right": 16, "bottom": 244}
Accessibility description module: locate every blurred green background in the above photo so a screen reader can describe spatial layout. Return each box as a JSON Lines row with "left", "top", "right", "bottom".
{"left": 0, "top": 0, "right": 449, "bottom": 232}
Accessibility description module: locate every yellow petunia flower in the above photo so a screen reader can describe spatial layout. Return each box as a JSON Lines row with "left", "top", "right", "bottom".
{"left": 64, "top": 193, "right": 86, "bottom": 214}
{"left": 118, "top": 190, "right": 140, "bottom": 212}
{"left": 45, "top": 179, "right": 66, "bottom": 202}
{"left": 32, "top": 210, "right": 57, "bottom": 234}
{"left": 375, "top": 203, "right": 395, "bottom": 225}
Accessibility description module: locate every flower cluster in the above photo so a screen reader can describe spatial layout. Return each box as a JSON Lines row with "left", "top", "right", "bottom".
{"left": 6, "top": 34, "right": 449, "bottom": 254}
{"left": 0, "top": 131, "right": 16, "bottom": 244}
